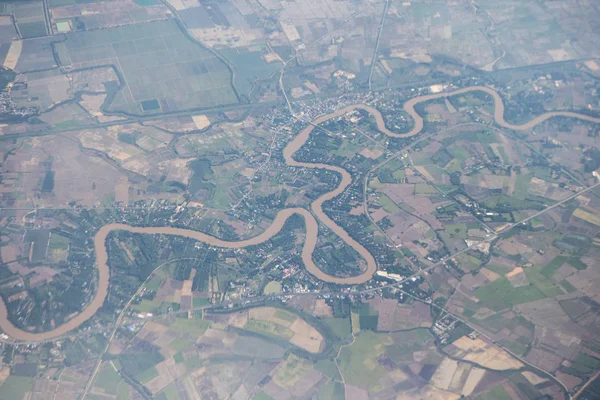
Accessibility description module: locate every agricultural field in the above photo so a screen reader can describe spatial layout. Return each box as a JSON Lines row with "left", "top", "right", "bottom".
{"left": 53, "top": 19, "right": 239, "bottom": 115}
{"left": 1, "top": 0, "right": 600, "bottom": 398}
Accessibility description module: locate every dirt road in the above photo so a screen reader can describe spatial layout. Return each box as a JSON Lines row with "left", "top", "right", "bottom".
{"left": 1, "top": 85, "right": 598, "bottom": 341}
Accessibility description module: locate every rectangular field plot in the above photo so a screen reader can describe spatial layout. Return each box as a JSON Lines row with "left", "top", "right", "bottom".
{"left": 56, "top": 19, "right": 238, "bottom": 115}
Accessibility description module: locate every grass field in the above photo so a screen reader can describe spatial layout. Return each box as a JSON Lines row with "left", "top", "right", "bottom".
{"left": 253, "top": 391, "right": 274, "bottom": 400}
{"left": 263, "top": 281, "right": 282, "bottom": 294}
{"left": 476, "top": 385, "right": 512, "bottom": 400}
{"left": 161, "top": 382, "right": 180, "bottom": 400}
{"left": 560, "top": 279, "right": 577, "bottom": 293}
{"left": 169, "top": 338, "right": 195, "bottom": 352}
{"left": 132, "top": 299, "right": 165, "bottom": 313}
{"left": 170, "top": 318, "right": 210, "bottom": 336}
{"left": 475, "top": 277, "right": 546, "bottom": 311}
{"left": 0, "top": 376, "right": 34, "bottom": 399}
{"left": 513, "top": 174, "right": 532, "bottom": 200}
{"left": 94, "top": 363, "right": 122, "bottom": 394}
{"left": 563, "top": 353, "right": 600, "bottom": 375}
{"left": 414, "top": 183, "right": 437, "bottom": 194}
{"left": 58, "top": 20, "right": 238, "bottom": 115}
{"left": 378, "top": 193, "right": 401, "bottom": 213}
{"left": 273, "top": 354, "right": 313, "bottom": 389}
{"left": 338, "top": 331, "right": 390, "bottom": 389}
{"left": 541, "top": 256, "right": 566, "bottom": 278}
{"left": 316, "top": 380, "right": 345, "bottom": 400}
{"left": 445, "top": 223, "right": 468, "bottom": 239}
{"left": 48, "top": 233, "right": 70, "bottom": 249}
{"left": 220, "top": 49, "right": 281, "bottom": 96}
{"left": 135, "top": 366, "right": 158, "bottom": 384}
{"left": 245, "top": 319, "right": 294, "bottom": 340}
{"left": 274, "top": 309, "right": 296, "bottom": 322}
{"left": 573, "top": 208, "right": 600, "bottom": 226}
{"left": 524, "top": 267, "right": 564, "bottom": 297}
{"left": 315, "top": 359, "right": 341, "bottom": 380}
{"left": 385, "top": 329, "right": 433, "bottom": 362}
{"left": 323, "top": 317, "right": 351, "bottom": 339}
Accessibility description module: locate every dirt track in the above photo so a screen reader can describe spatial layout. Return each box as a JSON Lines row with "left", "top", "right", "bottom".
{"left": 2, "top": 85, "right": 599, "bottom": 341}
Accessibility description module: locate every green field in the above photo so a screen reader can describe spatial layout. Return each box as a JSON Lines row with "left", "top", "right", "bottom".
{"left": 169, "top": 338, "right": 195, "bottom": 352}
{"left": 560, "top": 279, "right": 577, "bottom": 293}
{"left": 476, "top": 385, "right": 512, "bottom": 400}
{"left": 161, "top": 382, "right": 180, "bottom": 400}
{"left": 323, "top": 317, "right": 351, "bottom": 339}
{"left": 541, "top": 256, "right": 566, "bottom": 278}
{"left": 94, "top": 363, "right": 122, "bottom": 394}
{"left": 220, "top": 49, "right": 281, "bottom": 96}
{"left": 132, "top": 299, "right": 165, "bottom": 313}
{"left": 316, "top": 380, "right": 345, "bottom": 400}
{"left": 263, "top": 281, "right": 282, "bottom": 294}
{"left": 58, "top": 20, "right": 238, "bottom": 116}
{"left": 513, "top": 174, "right": 532, "bottom": 200}
{"left": 135, "top": 366, "right": 159, "bottom": 384}
{"left": 562, "top": 353, "right": 600, "bottom": 375}
{"left": 315, "top": 359, "right": 341, "bottom": 380}
{"left": 48, "top": 233, "right": 70, "bottom": 249}
{"left": 170, "top": 318, "right": 210, "bottom": 336}
{"left": 445, "top": 223, "right": 468, "bottom": 239}
{"left": 475, "top": 278, "right": 546, "bottom": 310}
{"left": 0, "top": 376, "right": 34, "bottom": 399}
{"left": 378, "top": 193, "right": 401, "bottom": 213}
{"left": 414, "top": 183, "right": 437, "bottom": 194}
{"left": 338, "top": 331, "right": 390, "bottom": 389}
{"left": 274, "top": 309, "right": 296, "bottom": 322}
{"left": 253, "top": 391, "right": 275, "bottom": 400}
{"left": 274, "top": 354, "right": 313, "bottom": 388}
{"left": 245, "top": 319, "right": 294, "bottom": 340}
{"left": 525, "top": 266, "right": 564, "bottom": 297}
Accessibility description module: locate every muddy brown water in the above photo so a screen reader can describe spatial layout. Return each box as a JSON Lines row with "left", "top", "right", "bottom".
{"left": 2, "top": 86, "right": 599, "bottom": 341}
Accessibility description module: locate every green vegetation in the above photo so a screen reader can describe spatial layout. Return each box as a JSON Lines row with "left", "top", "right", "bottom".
{"left": 135, "top": 366, "right": 158, "bottom": 384}
{"left": 315, "top": 359, "right": 341, "bottom": 380}
{"left": 220, "top": 49, "right": 281, "bottom": 96}
{"left": 119, "top": 342, "right": 165, "bottom": 379}
{"left": 161, "top": 382, "right": 180, "bottom": 400}
{"left": 378, "top": 193, "right": 401, "bottom": 213}
{"left": 170, "top": 318, "right": 210, "bottom": 336}
{"left": 0, "top": 376, "right": 34, "bottom": 399}
{"left": 415, "top": 183, "right": 436, "bottom": 194}
{"left": 169, "top": 338, "right": 195, "bottom": 352}
{"left": 338, "top": 331, "right": 389, "bottom": 389}
{"left": 173, "top": 352, "right": 184, "bottom": 363}
{"left": 245, "top": 319, "right": 293, "bottom": 339}
{"left": 323, "top": 317, "right": 351, "bottom": 339}
{"left": 525, "top": 266, "right": 564, "bottom": 297}
{"left": 192, "top": 297, "right": 210, "bottom": 307}
{"left": 61, "top": 20, "right": 238, "bottom": 115}
{"left": 562, "top": 353, "right": 600, "bottom": 376}
{"left": 94, "top": 363, "right": 122, "bottom": 394}
{"left": 445, "top": 223, "right": 467, "bottom": 239}
{"left": 476, "top": 385, "right": 512, "bottom": 400}
{"left": 48, "top": 233, "right": 70, "bottom": 249}
{"left": 385, "top": 329, "right": 433, "bottom": 362}
{"left": 134, "top": 0, "right": 159, "bottom": 5}
{"left": 560, "top": 279, "right": 577, "bottom": 293}
{"left": 541, "top": 256, "right": 566, "bottom": 278}
{"left": 475, "top": 278, "right": 545, "bottom": 310}
{"left": 263, "top": 281, "right": 282, "bottom": 294}
{"left": 253, "top": 391, "right": 275, "bottom": 400}
{"left": 566, "top": 257, "right": 588, "bottom": 270}
{"left": 316, "top": 380, "right": 345, "bottom": 400}
{"left": 274, "top": 309, "right": 296, "bottom": 322}
{"left": 358, "top": 303, "right": 378, "bottom": 331}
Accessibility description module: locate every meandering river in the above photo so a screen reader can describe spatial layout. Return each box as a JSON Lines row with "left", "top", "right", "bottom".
{"left": 2, "top": 85, "right": 599, "bottom": 341}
